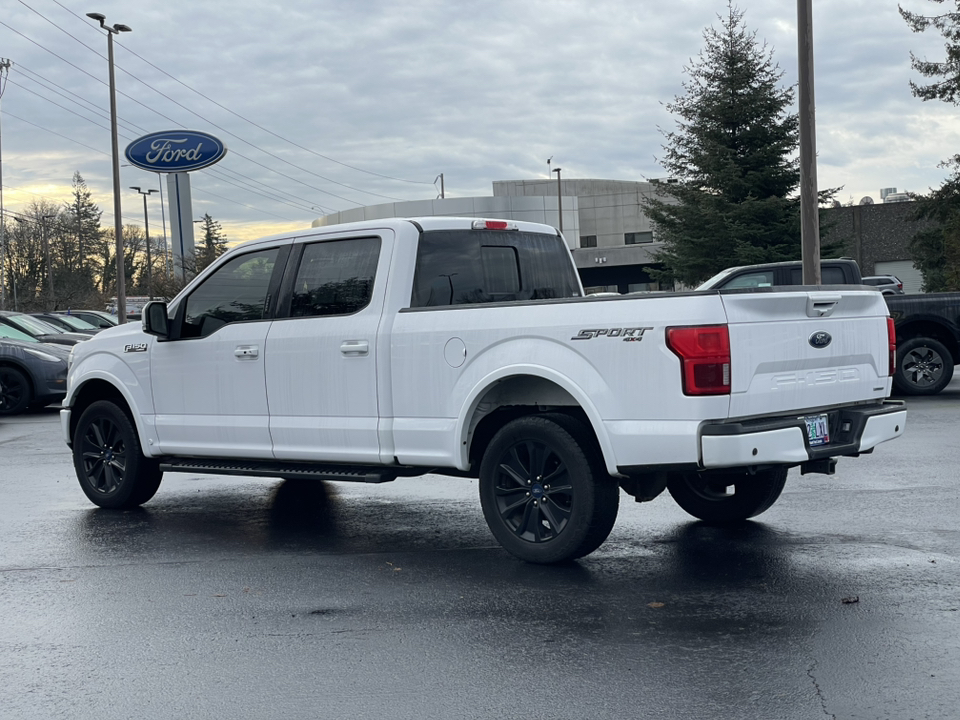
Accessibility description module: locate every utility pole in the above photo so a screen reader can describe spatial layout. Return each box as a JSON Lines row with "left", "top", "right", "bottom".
{"left": 40, "top": 214, "right": 56, "bottom": 310}
{"left": 0, "top": 58, "right": 11, "bottom": 311}
{"left": 435, "top": 173, "right": 445, "bottom": 199}
{"left": 797, "top": 0, "right": 821, "bottom": 284}
{"left": 131, "top": 186, "right": 157, "bottom": 299}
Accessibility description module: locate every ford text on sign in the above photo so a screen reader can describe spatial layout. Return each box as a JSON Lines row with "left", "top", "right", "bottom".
{"left": 125, "top": 130, "right": 227, "bottom": 173}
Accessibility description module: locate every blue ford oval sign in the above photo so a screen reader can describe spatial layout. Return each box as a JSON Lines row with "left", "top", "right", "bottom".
{"left": 809, "top": 331, "right": 832, "bottom": 349}
{"left": 125, "top": 130, "right": 227, "bottom": 173}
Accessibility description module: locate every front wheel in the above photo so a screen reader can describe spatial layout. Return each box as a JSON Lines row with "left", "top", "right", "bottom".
{"left": 73, "top": 400, "right": 163, "bottom": 509}
{"left": 0, "top": 367, "right": 32, "bottom": 416}
{"left": 893, "top": 337, "right": 954, "bottom": 396}
{"left": 667, "top": 467, "right": 788, "bottom": 524}
{"left": 479, "top": 414, "right": 619, "bottom": 564}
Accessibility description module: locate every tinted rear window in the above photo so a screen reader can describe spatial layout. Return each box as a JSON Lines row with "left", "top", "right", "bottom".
{"left": 788, "top": 266, "right": 847, "bottom": 284}
{"left": 411, "top": 230, "right": 581, "bottom": 308}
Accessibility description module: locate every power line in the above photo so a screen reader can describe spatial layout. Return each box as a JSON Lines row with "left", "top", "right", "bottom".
{"left": 22, "top": 2, "right": 419, "bottom": 203}
{"left": 6, "top": 69, "right": 332, "bottom": 217}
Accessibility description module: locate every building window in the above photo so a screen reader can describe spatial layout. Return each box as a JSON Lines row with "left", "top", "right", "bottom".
{"left": 624, "top": 232, "right": 653, "bottom": 245}
{"left": 580, "top": 235, "right": 597, "bottom": 248}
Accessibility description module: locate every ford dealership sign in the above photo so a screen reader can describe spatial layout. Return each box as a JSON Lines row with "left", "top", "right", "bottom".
{"left": 125, "top": 130, "right": 226, "bottom": 173}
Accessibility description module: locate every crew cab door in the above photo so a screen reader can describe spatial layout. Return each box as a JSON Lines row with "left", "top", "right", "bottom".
{"left": 265, "top": 234, "right": 386, "bottom": 463}
{"left": 150, "top": 244, "right": 288, "bottom": 457}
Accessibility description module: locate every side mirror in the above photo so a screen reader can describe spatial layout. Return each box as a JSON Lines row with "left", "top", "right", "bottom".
{"left": 142, "top": 301, "right": 169, "bottom": 339}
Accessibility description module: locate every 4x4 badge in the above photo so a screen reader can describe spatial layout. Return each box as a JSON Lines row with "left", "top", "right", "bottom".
{"left": 808, "top": 332, "right": 832, "bottom": 349}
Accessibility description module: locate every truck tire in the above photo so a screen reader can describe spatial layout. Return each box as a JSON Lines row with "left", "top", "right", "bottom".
{"left": 479, "top": 414, "right": 619, "bottom": 564}
{"left": 667, "top": 467, "right": 787, "bottom": 524}
{"left": 73, "top": 400, "right": 163, "bottom": 509}
{"left": 0, "top": 367, "right": 32, "bottom": 416}
{"left": 893, "top": 337, "right": 954, "bottom": 396}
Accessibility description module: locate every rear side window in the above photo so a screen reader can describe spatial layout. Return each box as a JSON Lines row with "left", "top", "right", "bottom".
{"left": 291, "top": 237, "right": 380, "bottom": 317}
{"left": 411, "top": 230, "right": 581, "bottom": 308}
{"left": 788, "top": 266, "right": 847, "bottom": 284}
{"left": 821, "top": 267, "right": 845, "bottom": 284}
{"left": 723, "top": 271, "right": 773, "bottom": 289}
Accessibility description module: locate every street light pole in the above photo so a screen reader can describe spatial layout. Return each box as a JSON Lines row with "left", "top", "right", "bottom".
{"left": 552, "top": 167, "right": 563, "bottom": 233}
{"left": 87, "top": 12, "right": 131, "bottom": 321}
{"left": 131, "top": 186, "right": 157, "bottom": 299}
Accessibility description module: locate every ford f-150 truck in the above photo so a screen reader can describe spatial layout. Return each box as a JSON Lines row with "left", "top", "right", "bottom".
{"left": 62, "top": 218, "right": 906, "bottom": 563}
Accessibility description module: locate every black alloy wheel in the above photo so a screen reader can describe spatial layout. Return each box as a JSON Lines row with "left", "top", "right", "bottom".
{"left": 893, "top": 337, "right": 954, "bottom": 396}
{"left": 73, "top": 400, "right": 163, "bottom": 509}
{"left": 479, "top": 414, "right": 619, "bottom": 564}
{"left": 0, "top": 367, "right": 32, "bottom": 416}
{"left": 667, "top": 467, "right": 788, "bottom": 524}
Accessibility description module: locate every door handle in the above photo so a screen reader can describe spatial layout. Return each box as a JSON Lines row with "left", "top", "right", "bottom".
{"left": 234, "top": 345, "right": 259, "bottom": 359}
{"left": 340, "top": 340, "right": 369, "bottom": 356}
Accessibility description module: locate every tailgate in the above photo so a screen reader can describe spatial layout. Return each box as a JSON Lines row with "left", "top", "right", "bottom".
{"left": 722, "top": 289, "right": 891, "bottom": 418}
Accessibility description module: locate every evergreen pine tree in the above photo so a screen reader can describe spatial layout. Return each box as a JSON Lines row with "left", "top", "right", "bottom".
{"left": 900, "top": 0, "right": 960, "bottom": 102}
{"left": 900, "top": 1, "right": 960, "bottom": 291}
{"left": 643, "top": 4, "right": 812, "bottom": 286}
{"left": 194, "top": 214, "right": 228, "bottom": 273}
{"left": 60, "top": 171, "right": 103, "bottom": 303}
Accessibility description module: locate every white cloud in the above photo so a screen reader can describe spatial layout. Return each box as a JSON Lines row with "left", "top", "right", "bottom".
{"left": 1, "top": 0, "right": 958, "bottom": 241}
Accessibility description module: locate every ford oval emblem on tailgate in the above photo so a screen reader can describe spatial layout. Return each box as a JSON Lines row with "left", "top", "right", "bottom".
{"left": 809, "top": 331, "right": 832, "bottom": 349}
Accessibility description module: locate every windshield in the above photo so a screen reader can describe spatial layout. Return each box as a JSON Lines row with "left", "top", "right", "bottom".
{"left": 51, "top": 314, "right": 97, "bottom": 330}
{"left": 0, "top": 325, "right": 39, "bottom": 342}
{"left": 7, "top": 314, "right": 63, "bottom": 335}
{"left": 695, "top": 266, "right": 743, "bottom": 291}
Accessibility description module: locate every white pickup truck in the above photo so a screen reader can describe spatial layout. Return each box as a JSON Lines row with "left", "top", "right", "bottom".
{"left": 63, "top": 217, "right": 906, "bottom": 563}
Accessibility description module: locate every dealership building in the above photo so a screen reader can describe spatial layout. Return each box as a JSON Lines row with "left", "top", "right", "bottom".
{"left": 312, "top": 178, "right": 927, "bottom": 293}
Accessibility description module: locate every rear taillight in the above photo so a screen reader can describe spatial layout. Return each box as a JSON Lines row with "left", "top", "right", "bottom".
{"left": 887, "top": 317, "right": 896, "bottom": 376}
{"left": 666, "top": 325, "right": 731, "bottom": 396}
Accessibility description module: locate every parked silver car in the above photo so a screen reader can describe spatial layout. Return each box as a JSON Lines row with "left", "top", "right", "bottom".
{"left": 0, "top": 311, "right": 90, "bottom": 346}
{"left": 862, "top": 275, "right": 904, "bottom": 295}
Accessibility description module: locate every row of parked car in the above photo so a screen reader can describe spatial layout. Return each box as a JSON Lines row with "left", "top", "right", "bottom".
{"left": 0, "top": 310, "right": 119, "bottom": 416}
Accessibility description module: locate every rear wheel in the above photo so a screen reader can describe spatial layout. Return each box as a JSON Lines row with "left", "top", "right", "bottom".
{"left": 893, "top": 337, "right": 954, "bottom": 396}
{"left": 0, "top": 367, "right": 32, "bottom": 416}
{"left": 667, "top": 467, "right": 788, "bottom": 524}
{"left": 479, "top": 414, "right": 619, "bottom": 564}
{"left": 73, "top": 400, "right": 163, "bottom": 509}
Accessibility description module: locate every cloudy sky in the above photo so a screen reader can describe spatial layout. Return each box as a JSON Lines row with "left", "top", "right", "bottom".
{"left": 0, "top": 0, "right": 956, "bottom": 244}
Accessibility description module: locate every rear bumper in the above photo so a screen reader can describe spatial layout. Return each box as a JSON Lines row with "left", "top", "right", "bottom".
{"left": 699, "top": 401, "right": 906, "bottom": 469}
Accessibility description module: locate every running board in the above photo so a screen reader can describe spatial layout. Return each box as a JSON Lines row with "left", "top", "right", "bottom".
{"left": 159, "top": 458, "right": 405, "bottom": 483}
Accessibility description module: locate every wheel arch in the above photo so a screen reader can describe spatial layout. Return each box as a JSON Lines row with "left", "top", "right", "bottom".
{"left": 456, "top": 367, "right": 617, "bottom": 476}
{"left": 68, "top": 376, "right": 155, "bottom": 455}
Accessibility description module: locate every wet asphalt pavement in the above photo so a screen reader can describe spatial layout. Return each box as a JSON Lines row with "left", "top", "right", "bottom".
{"left": 1, "top": 381, "right": 958, "bottom": 720}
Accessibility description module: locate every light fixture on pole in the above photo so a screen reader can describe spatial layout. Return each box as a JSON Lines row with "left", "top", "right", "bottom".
{"left": 552, "top": 167, "right": 563, "bottom": 233}
{"left": 87, "top": 12, "right": 131, "bottom": 321}
{"left": 130, "top": 186, "right": 157, "bottom": 300}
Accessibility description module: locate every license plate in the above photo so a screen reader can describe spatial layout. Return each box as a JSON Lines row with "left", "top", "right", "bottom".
{"left": 804, "top": 414, "right": 830, "bottom": 447}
